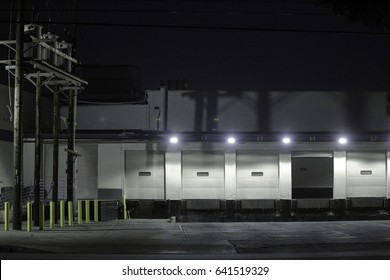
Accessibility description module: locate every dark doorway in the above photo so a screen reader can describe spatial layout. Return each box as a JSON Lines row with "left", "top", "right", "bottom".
{"left": 292, "top": 153, "right": 334, "bottom": 199}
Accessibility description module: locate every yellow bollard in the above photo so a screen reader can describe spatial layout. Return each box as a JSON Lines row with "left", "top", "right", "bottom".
{"left": 60, "top": 201, "right": 65, "bottom": 227}
{"left": 94, "top": 199, "right": 99, "bottom": 223}
{"left": 27, "top": 202, "right": 32, "bottom": 232}
{"left": 68, "top": 201, "right": 73, "bottom": 226}
{"left": 50, "top": 202, "right": 55, "bottom": 229}
{"left": 77, "top": 200, "right": 82, "bottom": 224}
{"left": 123, "top": 195, "right": 127, "bottom": 220}
{"left": 4, "top": 202, "right": 9, "bottom": 231}
{"left": 85, "top": 200, "right": 90, "bottom": 224}
{"left": 39, "top": 202, "right": 45, "bottom": 230}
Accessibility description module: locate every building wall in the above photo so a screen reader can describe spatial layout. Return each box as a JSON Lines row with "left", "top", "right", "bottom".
{"left": 0, "top": 140, "right": 13, "bottom": 189}
{"left": 21, "top": 142, "right": 390, "bottom": 203}
{"left": 92, "top": 142, "right": 389, "bottom": 201}
{"left": 0, "top": 84, "right": 53, "bottom": 132}
{"left": 148, "top": 90, "right": 390, "bottom": 133}
{"left": 62, "top": 104, "right": 149, "bottom": 130}
{"left": 59, "top": 89, "right": 390, "bottom": 133}
{"left": 76, "top": 144, "right": 98, "bottom": 199}
{"left": 39, "top": 143, "right": 98, "bottom": 200}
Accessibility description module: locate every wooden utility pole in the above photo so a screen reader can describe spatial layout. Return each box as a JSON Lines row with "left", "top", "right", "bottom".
{"left": 66, "top": 0, "right": 78, "bottom": 205}
{"left": 13, "top": 0, "right": 24, "bottom": 230}
{"left": 33, "top": 75, "right": 42, "bottom": 226}
{"left": 52, "top": 88, "right": 60, "bottom": 223}
{"left": 66, "top": 90, "right": 76, "bottom": 204}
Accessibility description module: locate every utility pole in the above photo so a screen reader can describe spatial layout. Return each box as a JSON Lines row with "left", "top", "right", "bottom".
{"left": 52, "top": 87, "right": 60, "bottom": 223}
{"left": 66, "top": 0, "right": 78, "bottom": 205}
{"left": 67, "top": 90, "right": 76, "bottom": 204}
{"left": 33, "top": 75, "right": 42, "bottom": 226}
{"left": 13, "top": 0, "right": 24, "bottom": 230}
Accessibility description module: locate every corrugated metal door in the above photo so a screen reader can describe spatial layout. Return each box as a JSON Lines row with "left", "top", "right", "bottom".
{"left": 125, "top": 151, "right": 165, "bottom": 199}
{"left": 236, "top": 151, "right": 279, "bottom": 199}
{"left": 182, "top": 151, "right": 225, "bottom": 199}
{"left": 346, "top": 152, "right": 386, "bottom": 197}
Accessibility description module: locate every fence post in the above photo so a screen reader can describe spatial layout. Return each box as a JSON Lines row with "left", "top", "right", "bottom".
{"left": 68, "top": 201, "right": 73, "bottom": 226}
{"left": 60, "top": 201, "right": 65, "bottom": 227}
{"left": 94, "top": 199, "right": 99, "bottom": 223}
{"left": 85, "top": 200, "right": 90, "bottom": 224}
{"left": 27, "top": 202, "right": 32, "bottom": 232}
{"left": 50, "top": 202, "right": 55, "bottom": 229}
{"left": 123, "top": 195, "right": 127, "bottom": 220}
{"left": 39, "top": 202, "right": 44, "bottom": 230}
{"left": 4, "top": 202, "right": 10, "bottom": 231}
{"left": 77, "top": 200, "right": 82, "bottom": 224}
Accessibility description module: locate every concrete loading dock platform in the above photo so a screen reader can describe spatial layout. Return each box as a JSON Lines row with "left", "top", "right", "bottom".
{"left": 1, "top": 219, "right": 390, "bottom": 260}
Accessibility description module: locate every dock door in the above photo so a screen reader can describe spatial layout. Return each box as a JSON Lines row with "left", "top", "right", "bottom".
{"left": 292, "top": 152, "right": 334, "bottom": 199}
{"left": 124, "top": 151, "right": 165, "bottom": 199}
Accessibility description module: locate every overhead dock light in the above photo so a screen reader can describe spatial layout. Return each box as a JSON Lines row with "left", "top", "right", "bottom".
{"left": 282, "top": 137, "right": 291, "bottom": 144}
{"left": 338, "top": 137, "right": 348, "bottom": 144}
{"left": 169, "top": 136, "right": 179, "bottom": 144}
{"left": 227, "top": 137, "right": 236, "bottom": 144}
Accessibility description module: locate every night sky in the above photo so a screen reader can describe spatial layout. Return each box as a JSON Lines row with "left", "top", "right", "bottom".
{"left": 1, "top": 0, "right": 390, "bottom": 97}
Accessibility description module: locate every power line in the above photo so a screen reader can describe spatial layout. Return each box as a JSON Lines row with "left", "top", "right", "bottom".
{"left": 1, "top": 19, "right": 389, "bottom": 36}
{"left": 31, "top": 0, "right": 315, "bottom": 3}
{"left": 0, "top": 9, "right": 339, "bottom": 16}
{"left": 0, "top": 8, "right": 337, "bottom": 17}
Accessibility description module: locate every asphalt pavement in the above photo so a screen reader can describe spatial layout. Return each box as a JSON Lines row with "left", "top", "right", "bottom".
{"left": 1, "top": 219, "right": 390, "bottom": 259}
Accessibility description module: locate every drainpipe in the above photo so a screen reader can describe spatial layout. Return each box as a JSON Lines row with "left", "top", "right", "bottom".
{"left": 161, "top": 86, "right": 168, "bottom": 131}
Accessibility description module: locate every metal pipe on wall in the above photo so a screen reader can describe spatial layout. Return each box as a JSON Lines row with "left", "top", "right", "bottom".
{"left": 161, "top": 86, "right": 168, "bottom": 131}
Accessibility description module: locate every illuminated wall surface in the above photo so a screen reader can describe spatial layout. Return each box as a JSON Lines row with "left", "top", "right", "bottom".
{"left": 1, "top": 88, "right": 390, "bottom": 203}
{"left": 71, "top": 90, "right": 390, "bottom": 133}
{"left": 16, "top": 143, "right": 389, "bottom": 202}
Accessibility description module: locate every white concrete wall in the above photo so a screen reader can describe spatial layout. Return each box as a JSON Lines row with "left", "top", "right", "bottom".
{"left": 18, "top": 141, "right": 390, "bottom": 202}
{"left": 152, "top": 90, "right": 390, "bottom": 133}
{"left": 225, "top": 151, "right": 237, "bottom": 200}
{"left": 76, "top": 144, "right": 98, "bottom": 199}
{"left": 23, "top": 142, "right": 35, "bottom": 186}
{"left": 97, "top": 143, "right": 164, "bottom": 199}
{"left": 62, "top": 104, "right": 149, "bottom": 130}
{"left": 54, "top": 90, "right": 390, "bottom": 133}
{"left": 42, "top": 143, "right": 98, "bottom": 200}
{"left": 387, "top": 152, "right": 390, "bottom": 198}
{"left": 44, "top": 143, "right": 67, "bottom": 200}
{"left": 98, "top": 143, "right": 124, "bottom": 190}
{"left": 165, "top": 151, "right": 182, "bottom": 200}
{"left": 279, "top": 152, "right": 292, "bottom": 199}
{"left": 334, "top": 151, "right": 347, "bottom": 199}
{"left": 0, "top": 140, "right": 13, "bottom": 188}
